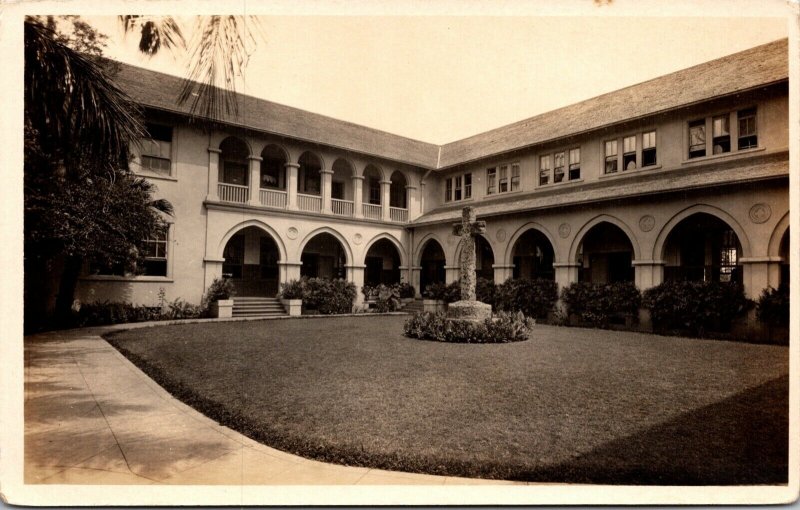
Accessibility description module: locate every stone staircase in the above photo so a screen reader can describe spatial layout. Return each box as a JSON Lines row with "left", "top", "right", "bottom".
{"left": 401, "top": 298, "right": 424, "bottom": 314}
{"left": 232, "top": 297, "right": 288, "bottom": 318}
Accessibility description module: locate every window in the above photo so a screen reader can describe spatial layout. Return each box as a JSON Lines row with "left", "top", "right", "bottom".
{"left": 738, "top": 108, "right": 757, "bottom": 149}
{"left": 368, "top": 177, "right": 381, "bottom": 204}
{"left": 688, "top": 119, "right": 706, "bottom": 158}
{"left": 445, "top": 177, "right": 453, "bottom": 202}
{"left": 498, "top": 165, "right": 509, "bottom": 193}
{"left": 622, "top": 136, "right": 636, "bottom": 170}
{"left": 454, "top": 176, "right": 463, "bottom": 201}
{"left": 642, "top": 131, "right": 657, "bottom": 167}
{"left": 141, "top": 227, "right": 168, "bottom": 276}
{"left": 568, "top": 148, "right": 580, "bottom": 180}
{"left": 464, "top": 173, "right": 472, "bottom": 199}
{"left": 553, "top": 152, "right": 565, "bottom": 183}
{"left": 510, "top": 164, "right": 520, "bottom": 191}
{"left": 486, "top": 168, "right": 497, "bottom": 194}
{"left": 539, "top": 155, "right": 551, "bottom": 185}
{"left": 604, "top": 140, "right": 618, "bottom": 174}
{"left": 140, "top": 124, "right": 172, "bottom": 175}
{"left": 712, "top": 115, "right": 731, "bottom": 154}
{"left": 719, "top": 229, "right": 738, "bottom": 282}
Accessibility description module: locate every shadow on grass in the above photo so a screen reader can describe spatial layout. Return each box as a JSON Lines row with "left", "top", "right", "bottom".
{"left": 522, "top": 375, "right": 789, "bottom": 485}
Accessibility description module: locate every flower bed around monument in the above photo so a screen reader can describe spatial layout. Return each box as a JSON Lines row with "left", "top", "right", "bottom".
{"left": 403, "top": 311, "right": 535, "bottom": 343}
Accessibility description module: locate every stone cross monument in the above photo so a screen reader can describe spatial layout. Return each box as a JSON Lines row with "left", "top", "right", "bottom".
{"left": 452, "top": 206, "right": 486, "bottom": 301}
{"left": 446, "top": 206, "right": 492, "bottom": 322}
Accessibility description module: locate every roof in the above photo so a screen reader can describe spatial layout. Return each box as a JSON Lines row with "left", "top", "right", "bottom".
{"left": 108, "top": 61, "right": 441, "bottom": 168}
{"left": 412, "top": 152, "right": 789, "bottom": 226}
{"left": 436, "top": 38, "right": 788, "bottom": 169}
{"left": 109, "top": 38, "right": 787, "bottom": 171}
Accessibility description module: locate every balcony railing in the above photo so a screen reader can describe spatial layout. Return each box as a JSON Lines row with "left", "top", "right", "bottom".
{"left": 297, "top": 193, "right": 322, "bottom": 212}
{"left": 331, "top": 198, "right": 354, "bottom": 217}
{"left": 260, "top": 188, "right": 287, "bottom": 209}
{"left": 363, "top": 203, "right": 382, "bottom": 220}
{"left": 218, "top": 182, "right": 248, "bottom": 204}
{"left": 389, "top": 206, "right": 408, "bottom": 223}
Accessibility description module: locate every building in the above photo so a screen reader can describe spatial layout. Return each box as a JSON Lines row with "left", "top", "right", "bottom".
{"left": 76, "top": 38, "right": 790, "bottom": 316}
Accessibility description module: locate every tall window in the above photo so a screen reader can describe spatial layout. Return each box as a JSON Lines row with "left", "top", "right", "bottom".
{"left": 553, "top": 152, "right": 565, "bottom": 183}
{"left": 141, "top": 124, "right": 172, "bottom": 175}
{"left": 688, "top": 119, "right": 706, "bottom": 158}
{"left": 486, "top": 168, "right": 497, "bottom": 195}
{"left": 604, "top": 140, "right": 618, "bottom": 174}
{"left": 141, "top": 227, "right": 168, "bottom": 276}
{"left": 719, "top": 229, "right": 738, "bottom": 282}
{"left": 498, "top": 165, "right": 509, "bottom": 193}
{"left": 464, "top": 173, "right": 473, "bottom": 199}
{"left": 445, "top": 178, "right": 453, "bottom": 202}
{"left": 539, "top": 155, "right": 551, "bottom": 185}
{"left": 510, "top": 164, "right": 520, "bottom": 191}
{"left": 568, "top": 148, "right": 580, "bottom": 180}
{"left": 454, "top": 176, "right": 463, "bottom": 201}
{"left": 622, "top": 136, "right": 636, "bottom": 170}
{"left": 738, "top": 108, "right": 757, "bottom": 149}
{"left": 712, "top": 115, "right": 731, "bottom": 154}
{"left": 642, "top": 131, "right": 657, "bottom": 167}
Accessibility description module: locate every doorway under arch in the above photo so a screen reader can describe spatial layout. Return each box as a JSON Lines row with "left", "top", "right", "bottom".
{"left": 576, "top": 222, "right": 635, "bottom": 283}
{"left": 301, "top": 232, "right": 347, "bottom": 279}
{"left": 222, "top": 226, "right": 280, "bottom": 296}
{"left": 419, "top": 239, "right": 446, "bottom": 292}
{"left": 364, "top": 239, "right": 402, "bottom": 286}
{"left": 662, "top": 213, "right": 743, "bottom": 284}
{"left": 511, "top": 229, "right": 555, "bottom": 280}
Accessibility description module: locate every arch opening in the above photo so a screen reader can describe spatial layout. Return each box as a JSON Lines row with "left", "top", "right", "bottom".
{"left": 222, "top": 226, "right": 280, "bottom": 296}
{"left": 419, "top": 239, "right": 446, "bottom": 292}
{"left": 260, "top": 144, "right": 287, "bottom": 190}
{"left": 389, "top": 171, "right": 407, "bottom": 209}
{"left": 577, "top": 222, "right": 635, "bottom": 283}
{"left": 779, "top": 228, "right": 789, "bottom": 288}
{"left": 219, "top": 137, "right": 250, "bottom": 186}
{"left": 662, "top": 213, "right": 743, "bottom": 284}
{"left": 301, "top": 233, "right": 347, "bottom": 279}
{"left": 511, "top": 229, "right": 555, "bottom": 281}
{"left": 331, "top": 159, "right": 354, "bottom": 201}
{"left": 363, "top": 165, "right": 382, "bottom": 205}
{"left": 298, "top": 152, "right": 322, "bottom": 196}
{"left": 461, "top": 235, "right": 495, "bottom": 281}
{"left": 364, "top": 239, "right": 402, "bottom": 286}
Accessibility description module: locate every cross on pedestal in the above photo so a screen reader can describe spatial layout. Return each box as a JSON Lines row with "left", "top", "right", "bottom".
{"left": 452, "top": 206, "right": 486, "bottom": 301}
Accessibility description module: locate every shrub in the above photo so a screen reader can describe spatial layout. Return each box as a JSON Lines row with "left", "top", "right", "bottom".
{"left": 561, "top": 281, "right": 641, "bottom": 328}
{"left": 201, "top": 277, "right": 235, "bottom": 308}
{"left": 475, "top": 277, "right": 497, "bottom": 308}
{"left": 495, "top": 278, "right": 559, "bottom": 320}
{"left": 396, "top": 282, "right": 416, "bottom": 299}
{"left": 279, "top": 279, "right": 305, "bottom": 300}
{"left": 756, "top": 285, "right": 789, "bottom": 327}
{"left": 70, "top": 300, "right": 162, "bottom": 327}
{"left": 422, "top": 281, "right": 462, "bottom": 302}
{"left": 642, "top": 280, "right": 750, "bottom": 336}
{"left": 373, "top": 284, "right": 401, "bottom": 313}
{"left": 281, "top": 277, "right": 356, "bottom": 314}
{"left": 363, "top": 282, "right": 415, "bottom": 302}
{"left": 403, "top": 311, "right": 534, "bottom": 343}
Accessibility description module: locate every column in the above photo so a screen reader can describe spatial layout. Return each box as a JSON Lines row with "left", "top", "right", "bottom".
{"left": 206, "top": 148, "right": 221, "bottom": 201}
{"left": 320, "top": 169, "right": 333, "bottom": 214}
{"left": 406, "top": 185, "right": 419, "bottom": 220}
{"left": 410, "top": 266, "right": 422, "bottom": 297}
{"left": 419, "top": 181, "right": 426, "bottom": 216}
{"left": 444, "top": 265, "right": 459, "bottom": 284}
{"left": 492, "top": 264, "right": 515, "bottom": 283}
{"left": 285, "top": 163, "right": 299, "bottom": 210}
{"left": 380, "top": 179, "right": 391, "bottom": 221}
{"left": 352, "top": 175, "right": 364, "bottom": 218}
{"left": 247, "top": 155, "right": 262, "bottom": 206}
{"left": 279, "top": 261, "right": 302, "bottom": 283}
{"left": 347, "top": 264, "right": 367, "bottom": 308}
{"left": 553, "top": 262, "right": 580, "bottom": 291}
{"left": 740, "top": 257, "right": 772, "bottom": 300}
{"left": 632, "top": 260, "right": 665, "bottom": 291}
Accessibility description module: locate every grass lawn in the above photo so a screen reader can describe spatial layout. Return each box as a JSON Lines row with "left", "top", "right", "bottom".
{"left": 106, "top": 316, "right": 789, "bottom": 484}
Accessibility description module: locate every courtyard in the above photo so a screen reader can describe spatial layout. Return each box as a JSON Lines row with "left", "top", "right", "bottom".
{"left": 70, "top": 315, "right": 793, "bottom": 485}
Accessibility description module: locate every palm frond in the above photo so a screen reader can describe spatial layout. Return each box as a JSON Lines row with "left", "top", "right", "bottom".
{"left": 25, "top": 17, "right": 145, "bottom": 166}
{"left": 119, "top": 15, "right": 185, "bottom": 55}
{"left": 149, "top": 198, "right": 175, "bottom": 216}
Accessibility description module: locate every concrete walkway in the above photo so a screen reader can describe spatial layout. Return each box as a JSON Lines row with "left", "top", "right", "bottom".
{"left": 24, "top": 322, "right": 523, "bottom": 486}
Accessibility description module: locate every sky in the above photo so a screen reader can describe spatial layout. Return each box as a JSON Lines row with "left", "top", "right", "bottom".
{"left": 81, "top": 10, "right": 789, "bottom": 144}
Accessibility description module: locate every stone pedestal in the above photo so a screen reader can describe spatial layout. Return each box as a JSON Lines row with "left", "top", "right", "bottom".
{"left": 446, "top": 300, "right": 492, "bottom": 323}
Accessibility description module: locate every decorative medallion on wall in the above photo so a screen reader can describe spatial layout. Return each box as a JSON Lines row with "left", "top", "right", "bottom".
{"left": 496, "top": 229, "right": 507, "bottom": 242}
{"left": 749, "top": 203, "right": 771, "bottom": 224}
{"left": 558, "top": 223, "right": 571, "bottom": 239}
{"left": 286, "top": 227, "right": 299, "bottom": 240}
{"left": 638, "top": 215, "right": 655, "bottom": 232}
{"left": 353, "top": 233, "right": 363, "bottom": 245}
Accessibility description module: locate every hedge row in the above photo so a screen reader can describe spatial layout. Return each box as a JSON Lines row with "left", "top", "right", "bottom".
{"left": 403, "top": 311, "right": 535, "bottom": 343}
{"left": 423, "top": 278, "right": 558, "bottom": 320}
{"left": 279, "top": 277, "right": 357, "bottom": 314}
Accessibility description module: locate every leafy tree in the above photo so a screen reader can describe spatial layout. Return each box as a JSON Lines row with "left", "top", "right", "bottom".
{"left": 24, "top": 17, "right": 172, "bottom": 330}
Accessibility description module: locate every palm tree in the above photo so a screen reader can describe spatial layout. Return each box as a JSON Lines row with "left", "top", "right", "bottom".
{"left": 120, "top": 15, "right": 263, "bottom": 120}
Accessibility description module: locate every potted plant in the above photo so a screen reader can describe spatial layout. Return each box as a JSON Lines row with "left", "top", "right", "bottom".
{"left": 204, "top": 277, "right": 235, "bottom": 318}
{"left": 279, "top": 279, "right": 304, "bottom": 316}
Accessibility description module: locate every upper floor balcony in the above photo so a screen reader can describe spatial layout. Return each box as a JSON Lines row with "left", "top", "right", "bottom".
{"left": 206, "top": 137, "right": 417, "bottom": 224}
